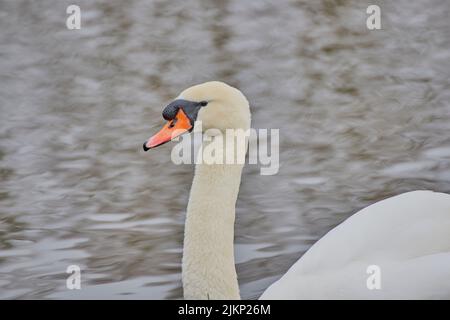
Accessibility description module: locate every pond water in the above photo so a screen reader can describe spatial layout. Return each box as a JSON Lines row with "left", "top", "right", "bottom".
{"left": 0, "top": 0, "right": 449, "bottom": 299}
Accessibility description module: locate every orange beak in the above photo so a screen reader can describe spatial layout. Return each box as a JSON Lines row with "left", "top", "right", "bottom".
{"left": 143, "top": 108, "right": 193, "bottom": 150}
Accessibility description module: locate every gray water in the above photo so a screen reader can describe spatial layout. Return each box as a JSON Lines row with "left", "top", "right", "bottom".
{"left": 1, "top": 0, "right": 450, "bottom": 299}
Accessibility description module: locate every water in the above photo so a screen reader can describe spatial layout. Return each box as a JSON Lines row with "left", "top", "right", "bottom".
{"left": 1, "top": 0, "right": 450, "bottom": 299}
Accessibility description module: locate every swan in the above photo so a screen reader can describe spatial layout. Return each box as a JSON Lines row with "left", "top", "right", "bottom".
{"left": 143, "top": 81, "right": 450, "bottom": 299}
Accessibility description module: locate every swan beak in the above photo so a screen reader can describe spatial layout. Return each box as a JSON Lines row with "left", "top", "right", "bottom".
{"left": 143, "top": 108, "right": 192, "bottom": 151}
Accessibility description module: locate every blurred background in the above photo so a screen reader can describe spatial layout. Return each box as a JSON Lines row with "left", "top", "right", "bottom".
{"left": 1, "top": 0, "right": 450, "bottom": 299}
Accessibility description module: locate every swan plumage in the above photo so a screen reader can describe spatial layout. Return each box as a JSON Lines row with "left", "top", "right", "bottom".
{"left": 143, "top": 81, "right": 450, "bottom": 300}
{"left": 261, "top": 190, "right": 450, "bottom": 299}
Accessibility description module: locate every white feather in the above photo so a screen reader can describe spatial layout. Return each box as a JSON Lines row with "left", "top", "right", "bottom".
{"left": 261, "top": 191, "right": 450, "bottom": 299}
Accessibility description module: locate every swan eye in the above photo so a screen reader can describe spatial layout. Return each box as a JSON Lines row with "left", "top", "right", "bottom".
{"left": 168, "top": 118, "right": 177, "bottom": 128}
{"left": 199, "top": 101, "right": 208, "bottom": 107}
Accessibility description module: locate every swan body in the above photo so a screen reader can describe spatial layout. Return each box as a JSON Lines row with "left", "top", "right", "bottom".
{"left": 143, "top": 81, "right": 450, "bottom": 300}
{"left": 261, "top": 190, "right": 450, "bottom": 299}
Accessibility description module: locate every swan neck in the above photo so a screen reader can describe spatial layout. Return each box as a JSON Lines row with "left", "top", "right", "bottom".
{"left": 182, "top": 158, "right": 244, "bottom": 299}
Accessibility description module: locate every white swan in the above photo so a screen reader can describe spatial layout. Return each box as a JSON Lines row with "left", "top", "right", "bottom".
{"left": 143, "top": 81, "right": 450, "bottom": 299}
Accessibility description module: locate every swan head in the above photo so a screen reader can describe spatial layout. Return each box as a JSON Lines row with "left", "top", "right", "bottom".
{"left": 143, "top": 81, "right": 250, "bottom": 150}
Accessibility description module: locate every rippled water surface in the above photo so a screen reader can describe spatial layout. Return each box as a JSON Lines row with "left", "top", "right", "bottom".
{"left": 1, "top": 0, "right": 450, "bottom": 299}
